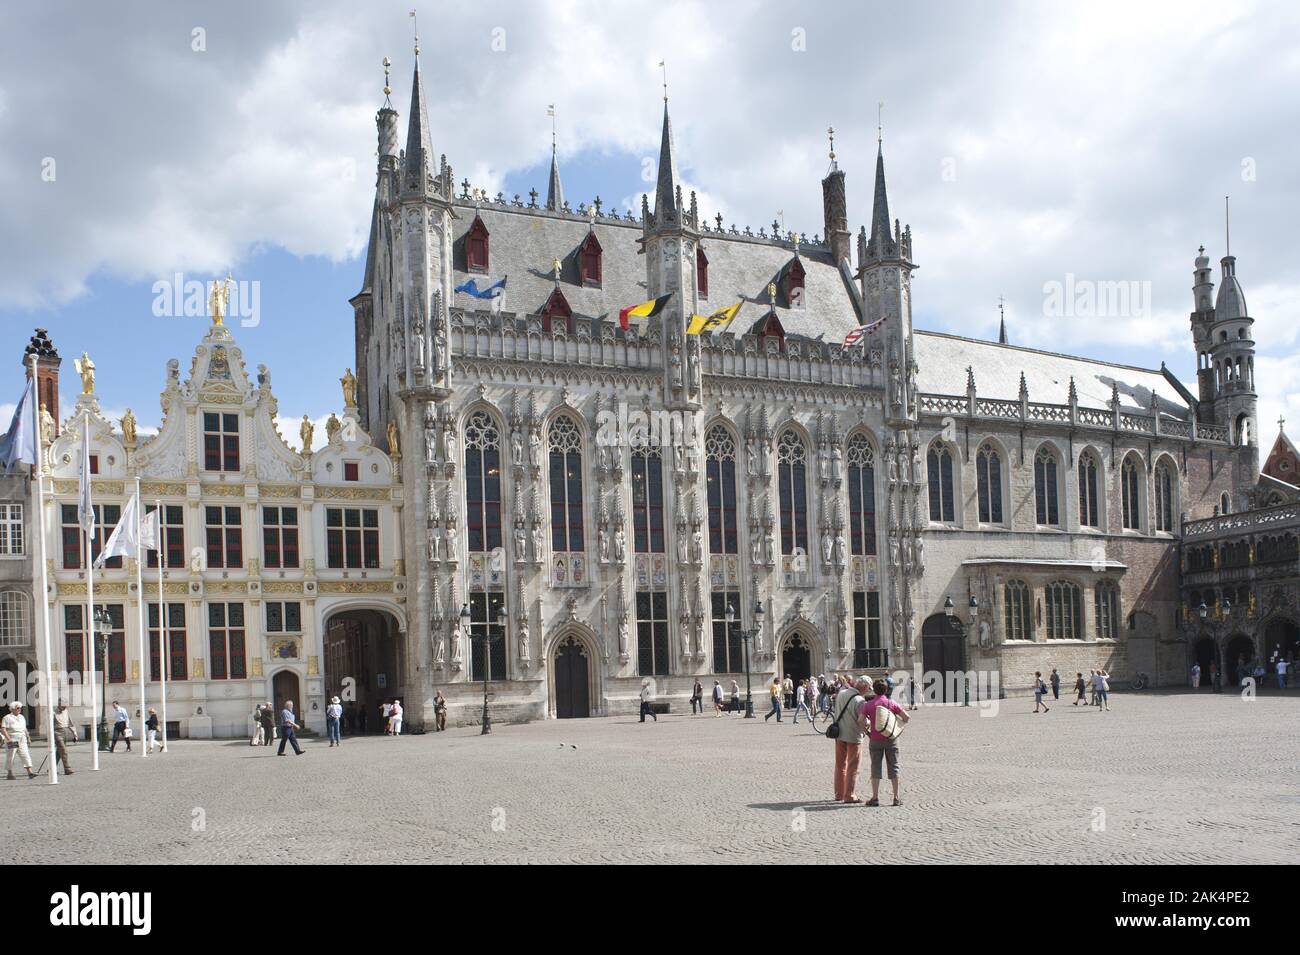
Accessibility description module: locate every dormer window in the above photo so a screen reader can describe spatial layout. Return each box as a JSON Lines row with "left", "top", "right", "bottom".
{"left": 466, "top": 216, "right": 490, "bottom": 273}
{"left": 540, "top": 287, "right": 573, "bottom": 334}
{"left": 784, "top": 257, "right": 806, "bottom": 309}
{"left": 579, "top": 232, "right": 602, "bottom": 287}
{"left": 752, "top": 310, "right": 786, "bottom": 352}
{"left": 89, "top": 454, "right": 100, "bottom": 476}
{"left": 696, "top": 246, "right": 709, "bottom": 298}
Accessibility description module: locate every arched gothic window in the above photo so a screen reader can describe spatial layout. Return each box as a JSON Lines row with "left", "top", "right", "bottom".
{"left": 1078, "top": 453, "right": 1100, "bottom": 528}
{"left": 464, "top": 411, "right": 502, "bottom": 553}
{"left": 1095, "top": 581, "right": 1120, "bottom": 639}
{"left": 1045, "top": 581, "right": 1082, "bottom": 639}
{"left": 976, "top": 443, "right": 1003, "bottom": 524}
{"left": 705, "top": 426, "right": 738, "bottom": 554}
{"left": 777, "top": 430, "right": 808, "bottom": 555}
{"left": 1034, "top": 447, "right": 1060, "bottom": 526}
{"left": 847, "top": 434, "right": 877, "bottom": 556}
{"left": 927, "top": 444, "right": 955, "bottom": 523}
{"left": 1004, "top": 580, "right": 1031, "bottom": 640}
{"left": 548, "top": 416, "right": 584, "bottom": 554}
{"left": 1121, "top": 454, "right": 1142, "bottom": 530}
{"left": 630, "top": 444, "right": 665, "bottom": 554}
{"left": 1153, "top": 461, "right": 1174, "bottom": 533}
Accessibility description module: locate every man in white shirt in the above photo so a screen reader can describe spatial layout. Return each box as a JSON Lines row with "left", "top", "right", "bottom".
{"left": 109, "top": 700, "right": 131, "bottom": 752}
{"left": 1277, "top": 658, "right": 1289, "bottom": 690}
{"left": 639, "top": 681, "right": 657, "bottom": 723}
{"left": 831, "top": 677, "right": 871, "bottom": 804}
{"left": 2, "top": 702, "right": 36, "bottom": 780}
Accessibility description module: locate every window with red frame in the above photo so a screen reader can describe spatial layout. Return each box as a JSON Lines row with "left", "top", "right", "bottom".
{"left": 145, "top": 504, "right": 185, "bottom": 569}
{"left": 203, "top": 412, "right": 240, "bottom": 472}
{"left": 148, "top": 602, "right": 188, "bottom": 682}
{"left": 343, "top": 461, "right": 359, "bottom": 482}
{"left": 697, "top": 246, "right": 709, "bottom": 298}
{"left": 63, "top": 604, "right": 127, "bottom": 683}
{"left": 784, "top": 257, "right": 806, "bottom": 309}
{"left": 205, "top": 505, "right": 243, "bottom": 569}
{"left": 466, "top": 216, "right": 490, "bottom": 273}
{"left": 579, "top": 232, "right": 602, "bottom": 287}
{"left": 61, "top": 503, "right": 122, "bottom": 570}
{"left": 262, "top": 506, "right": 299, "bottom": 569}
{"left": 208, "top": 602, "right": 246, "bottom": 680}
{"left": 325, "top": 507, "right": 380, "bottom": 569}
{"left": 755, "top": 311, "right": 786, "bottom": 352}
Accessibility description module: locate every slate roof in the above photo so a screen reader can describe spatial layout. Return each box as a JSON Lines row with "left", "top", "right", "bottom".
{"left": 912, "top": 330, "right": 1193, "bottom": 417}
{"left": 448, "top": 201, "right": 863, "bottom": 342}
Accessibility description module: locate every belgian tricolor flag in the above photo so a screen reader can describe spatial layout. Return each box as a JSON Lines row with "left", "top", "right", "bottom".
{"left": 618, "top": 293, "right": 673, "bottom": 331}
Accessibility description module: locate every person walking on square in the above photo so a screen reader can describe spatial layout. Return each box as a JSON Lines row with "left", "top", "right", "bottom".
{"left": 277, "top": 700, "right": 304, "bottom": 755}
{"left": 326, "top": 696, "right": 343, "bottom": 747}
{"left": 793, "top": 680, "right": 813, "bottom": 723}
{"left": 1049, "top": 669, "right": 1061, "bottom": 701}
{"left": 1277, "top": 657, "right": 1288, "bottom": 689}
{"left": 1096, "top": 669, "right": 1111, "bottom": 710}
{"left": 831, "top": 676, "right": 871, "bottom": 804}
{"left": 764, "top": 676, "right": 783, "bottom": 722}
{"left": 864, "top": 679, "right": 910, "bottom": 807}
{"left": 1190, "top": 662, "right": 1201, "bottom": 689}
{"left": 389, "top": 699, "right": 403, "bottom": 735}
{"left": 1033, "top": 672, "right": 1050, "bottom": 713}
{"left": 252, "top": 704, "right": 266, "bottom": 745}
{"left": 1073, "top": 672, "right": 1086, "bottom": 706}
{"left": 145, "top": 708, "right": 160, "bottom": 754}
{"left": 639, "top": 680, "right": 657, "bottom": 723}
{"left": 1210, "top": 660, "right": 1221, "bottom": 693}
{"left": 53, "top": 702, "right": 75, "bottom": 775}
{"left": 434, "top": 690, "right": 447, "bottom": 731}
{"left": 1088, "top": 670, "right": 1098, "bottom": 706}
{"left": 2, "top": 702, "right": 36, "bottom": 780}
{"left": 712, "top": 679, "right": 724, "bottom": 716}
{"left": 729, "top": 679, "right": 740, "bottom": 714}
{"left": 690, "top": 679, "right": 703, "bottom": 715}
{"left": 109, "top": 700, "right": 132, "bottom": 752}
{"left": 260, "top": 702, "right": 275, "bottom": 747}
{"left": 782, "top": 674, "right": 794, "bottom": 709}
{"left": 381, "top": 701, "right": 392, "bottom": 735}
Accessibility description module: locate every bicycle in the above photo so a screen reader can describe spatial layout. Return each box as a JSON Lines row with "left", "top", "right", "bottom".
{"left": 1130, "top": 671, "right": 1150, "bottom": 691}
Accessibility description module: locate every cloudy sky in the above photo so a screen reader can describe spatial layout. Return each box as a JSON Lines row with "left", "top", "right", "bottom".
{"left": 1, "top": 0, "right": 1298, "bottom": 446}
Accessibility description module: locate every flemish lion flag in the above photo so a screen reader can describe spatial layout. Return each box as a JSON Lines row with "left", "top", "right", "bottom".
{"left": 618, "top": 293, "right": 673, "bottom": 331}
{"left": 686, "top": 302, "right": 742, "bottom": 336}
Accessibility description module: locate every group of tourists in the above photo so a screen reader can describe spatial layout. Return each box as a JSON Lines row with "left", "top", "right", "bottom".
{"left": 830, "top": 676, "right": 911, "bottom": 807}
{"left": 3, "top": 696, "right": 164, "bottom": 780}
{"left": 1032, "top": 668, "right": 1111, "bottom": 712}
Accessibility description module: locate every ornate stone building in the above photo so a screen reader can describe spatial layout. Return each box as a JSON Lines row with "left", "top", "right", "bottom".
{"left": 348, "top": 57, "right": 1263, "bottom": 723}
{"left": 33, "top": 319, "right": 404, "bottom": 738}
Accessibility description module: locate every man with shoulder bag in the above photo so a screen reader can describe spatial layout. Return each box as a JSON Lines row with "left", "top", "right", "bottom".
{"left": 828, "top": 676, "right": 873, "bottom": 804}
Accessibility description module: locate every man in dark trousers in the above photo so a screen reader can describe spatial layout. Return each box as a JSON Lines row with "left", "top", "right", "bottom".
{"left": 277, "top": 700, "right": 304, "bottom": 755}
{"left": 259, "top": 702, "right": 275, "bottom": 748}
{"left": 1049, "top": 669, "right": 1061, "bottom": 701}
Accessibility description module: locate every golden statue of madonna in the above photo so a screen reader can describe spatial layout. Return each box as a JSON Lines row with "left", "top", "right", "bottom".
{"left": 73, "top": 352, "right": 95, "bottom": 394}
{"left": 121, "top": 408, "right": 137, "bottom": 445}
{"left": 209, "top": 274, "right": 232, "bottom": 326}
{"left": 340, "top": 368, "right": 357, "bottom": 409}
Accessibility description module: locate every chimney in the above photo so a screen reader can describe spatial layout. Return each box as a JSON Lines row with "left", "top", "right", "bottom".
{"left": 23, "top": 328, "right": 61, "bottom": 439}
{"left": 822, "top": 164, "right": 851, "bottom": 266}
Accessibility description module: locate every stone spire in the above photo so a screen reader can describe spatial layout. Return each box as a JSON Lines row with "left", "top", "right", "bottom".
{"left": 546, "top": 143, "right": 564, "bottom": 212}
{"left": 402, "top": 59, "right": 434, "bottom": 193}
{"left": 867, "top": 144, "right": 898, "bottom": 259}
{"left": 652, "top": 102, "right": 681, "bottom": 225}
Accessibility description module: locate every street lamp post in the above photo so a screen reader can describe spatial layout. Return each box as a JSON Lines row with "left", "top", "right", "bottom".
{"left": 1197, "top": 597, "right": 1231, "bottom": 692}
{"left": 93, "top": 605, "right": 113, "bottom": 751}
{"left": 470, "top": 602, "right": 508, "bottom": 735}
{"left": 727, "top": 599, "right": 764, "bottom": 719}
{"left": 943, "top": 594, "right": 979, "bottom": 705}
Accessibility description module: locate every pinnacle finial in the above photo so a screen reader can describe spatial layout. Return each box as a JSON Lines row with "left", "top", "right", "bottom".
{"left": 409, "top": 9, "right": 420, "bottom": 57}
{"left": 658, "top": 60, "right": 668, "bottom": 103}
{"left": 877, "top": 101, "right": 883, "bottom": 145}
{"left": 827, "top": 125, "right": 835, "bottom": 162}
{"left": 382, "top": 56, "right": 392, "bottom": 102}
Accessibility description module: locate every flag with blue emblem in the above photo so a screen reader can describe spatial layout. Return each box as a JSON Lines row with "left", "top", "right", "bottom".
{"left": 454, "top": 276, "right": 508, "bottom": 313}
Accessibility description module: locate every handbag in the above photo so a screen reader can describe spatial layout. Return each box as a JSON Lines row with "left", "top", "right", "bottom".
{"left": 124, "top": 725, "right": 133, "bottom": 738}
{"left": 825, "top": 693, "right": 860, "bottom": 740}
{"left": 872, "top": 702, "right": 904, "bottom": 740}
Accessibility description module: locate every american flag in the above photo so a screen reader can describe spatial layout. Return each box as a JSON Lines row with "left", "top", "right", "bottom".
{"left": 842, "top": 315, "right": 888, "bottom": 349}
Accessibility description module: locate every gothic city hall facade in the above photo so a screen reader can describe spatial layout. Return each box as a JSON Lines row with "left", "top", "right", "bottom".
{"left": 18, "top": 57, "right": 1287, "bottom": 736}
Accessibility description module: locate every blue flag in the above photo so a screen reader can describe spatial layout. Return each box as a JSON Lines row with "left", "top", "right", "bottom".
{"left": 454, "top": 276, "right": 507, "bottom": 300}
{"left": 0, "top": 380, "right": 36, "bottom": 475}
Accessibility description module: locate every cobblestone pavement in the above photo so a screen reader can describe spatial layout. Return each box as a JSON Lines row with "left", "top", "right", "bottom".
{"left": 4, "top": 691, "right": 1297, "bottom": 864}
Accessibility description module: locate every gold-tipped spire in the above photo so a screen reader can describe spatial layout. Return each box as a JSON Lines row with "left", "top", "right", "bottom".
{"left": 382, "top": 56, "right": 392, "bottom": 101}
{"left": 409, "top": 9, "right": 420, "bottom": 57}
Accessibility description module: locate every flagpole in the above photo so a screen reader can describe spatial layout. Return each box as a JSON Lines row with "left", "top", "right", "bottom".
{"left": 83, "top": 412, "right": 99, "bottom": 772}
{"left": 157, "top": 498, "right": 167, "bottom": 754}
{"left": 135, "top": 478, "right": 147, "bottom": 758}
{"left": 29, "top": 356, "right": 58, "bottom": 784}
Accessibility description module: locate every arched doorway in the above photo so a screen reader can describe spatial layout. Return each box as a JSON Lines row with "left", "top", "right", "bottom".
{"left": 780, "top": 632, "right": 813, "bottom": 702}
{"left": 921, "top": 614, "right": 965, "bottom": 703}
{"left": 272, "top": 670, "right": 300, "bottom": 721}
{"left": 323, "top": 608, "right": 404, "bottom": 733}
{"left": 553, "top": 635, "right": 591, "bottom": 719}
{"left": 1194, "top": 638, "right": 1217, "bottom": 686}
{"left": 1225, "top": 634, "right": 1255, "bottom": 687}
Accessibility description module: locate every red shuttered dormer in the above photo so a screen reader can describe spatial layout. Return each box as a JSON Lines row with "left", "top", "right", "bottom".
{"left": 466, "top": 215, "right": 490, "bottom": 273}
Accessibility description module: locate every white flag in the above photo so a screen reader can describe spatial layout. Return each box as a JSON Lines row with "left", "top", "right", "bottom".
{"left": 140, "top": 506, "right": 160, "bottom": 552}
{"left": 94, "top": 493, "right": 156, "bottom": 569}
{"left": 0, "top": 379, "right": 36, "bottom": 474}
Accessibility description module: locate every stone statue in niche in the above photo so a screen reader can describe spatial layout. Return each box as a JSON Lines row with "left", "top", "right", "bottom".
{"left": 614, "top": 528, "right": 627, "bottom": 564}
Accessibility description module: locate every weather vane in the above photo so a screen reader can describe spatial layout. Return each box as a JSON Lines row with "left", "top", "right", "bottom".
{"left": 828, "top": 126, "right": 835, "bottom": 162}
{"left": 409, "top": 9, "right": 420, "bottom": 56}
{"left": 877, "top": 102, "right": 884, "bottom": 144}
{"left": 382, "top": 56, "right": 392, "bottom": 101}
{"left": 658, "top": 60, "right": 668, "bottom": 103}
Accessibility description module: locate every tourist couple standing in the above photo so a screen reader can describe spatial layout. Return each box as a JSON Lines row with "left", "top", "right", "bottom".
{"left": 831, "top": 676, "right": 910, "bottom": 807}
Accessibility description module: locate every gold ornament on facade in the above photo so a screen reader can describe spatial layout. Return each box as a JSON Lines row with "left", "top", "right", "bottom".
{"left": 325, "top": 414, "right": 341, "bottom": 442}
{"left": 340, "top": 368, "right": 357, "bottom": 409}
{"left": 73, "top": 352, "right": 96, "bottom": 394}
{"left": 387, "top": 420, "right": 400, "bottom": 459}
{"left": 208, "top": 273, "right": 232, "bottom": 326}
{"left": 120, "top": 408, "right": 137, "bottom": 445}
{"left": 299, "top": 414, "right": 315, "bottom": 455}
